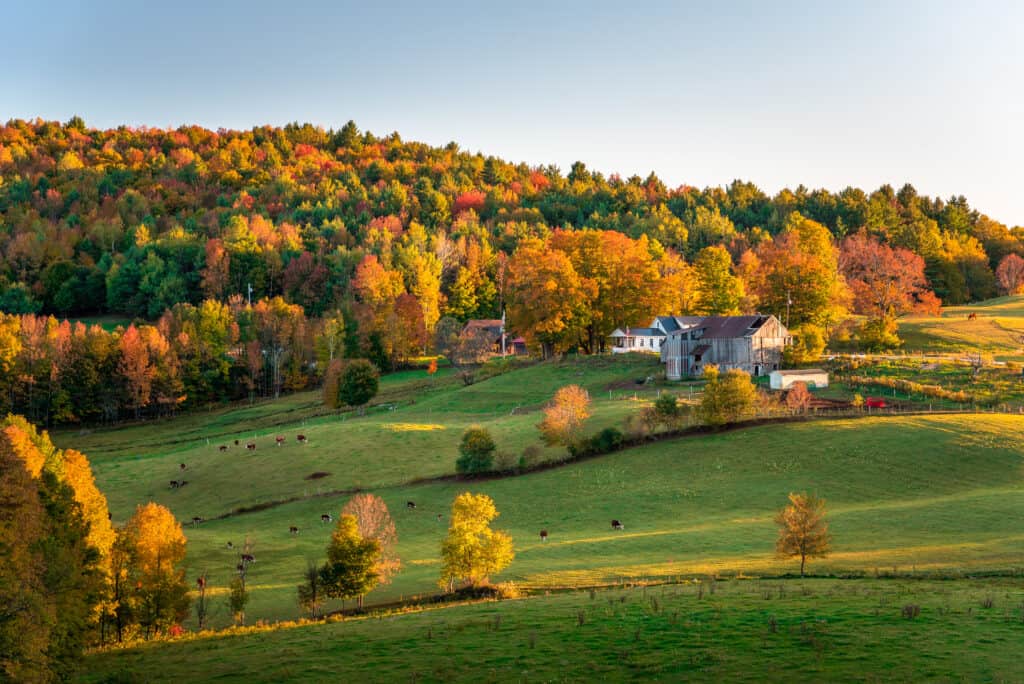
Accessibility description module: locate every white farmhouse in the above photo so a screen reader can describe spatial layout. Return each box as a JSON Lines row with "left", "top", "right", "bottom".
{"left": 769, "top": 369, "right": 829, "bottom": 390}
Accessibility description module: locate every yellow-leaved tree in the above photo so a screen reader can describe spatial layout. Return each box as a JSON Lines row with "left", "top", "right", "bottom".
{"left": 775, "top": 492, "right": 832, "bottom": 576}
{"left": 116, "top": 503, "right": 190, "bottom": 639}
{"left": 439, "top": 493, "right": 514, "bottom": 592}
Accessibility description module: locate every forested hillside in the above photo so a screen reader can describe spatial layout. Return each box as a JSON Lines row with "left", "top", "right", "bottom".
{"left": 2, "top": 117, "right": 1023, "bottom": 424}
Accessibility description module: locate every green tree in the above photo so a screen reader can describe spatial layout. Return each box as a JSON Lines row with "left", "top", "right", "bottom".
{"left": 697, "top": 365, "right": 758, "bottom": 427}
{"left": 693, "top": 245, "right": 744, "bottom": 315}
{"left": 775, "top": 492, "right": 832, "bottom": 576}
{"left": 336, "top": 359, "right": 379, "bottom": 412}
{"left": 456, "top": 426, "right": 496, "bottom": 474}
{"left": 297, "top": 560, "right": 325, "bottom": 619}
{"left": 319, "top": 514, "right": 381, "bottom": 609}
{"left": 439, "top": 493, "right": 514, "bottom": 591}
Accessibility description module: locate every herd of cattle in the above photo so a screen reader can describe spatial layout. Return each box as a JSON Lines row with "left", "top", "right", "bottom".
{"left": 169, "top": 433, "right": 628, "bottom": 571}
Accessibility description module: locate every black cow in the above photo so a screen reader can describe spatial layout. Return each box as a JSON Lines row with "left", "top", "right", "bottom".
{"left": 611, "top": 519, "right": 624, "bottom": 530}
{"left": 320, "top": 513, "right": 332, "bottom": 524}
{"left": 289, "top": 526, "right": 299, "bottom": 535}
{"left": 406, "top": 501, "right": 417, "bottom": 510}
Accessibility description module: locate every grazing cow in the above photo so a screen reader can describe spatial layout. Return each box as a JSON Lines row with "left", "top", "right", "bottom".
{"left": 236, "top": 563, "right": 245, "bottom": 573}
{"left": 180, "top": 463, "right": 187, "bottom": 471}
{"left": 240, "top": 553, "right": 255, "bottom": 564}
{"left": 611, "top": 519, "right": 624, "bottom": 530}
{"left": 289, "top": 526, "right": 299, "bottom": 535}
{"left": 191, "top": 516, "right": 203, "bottom": 527}
{"left": 297, "top": 434, "right": 308, "bottom": 444}
{"left": 320, "top": 513, "right": 332, "bottom": 524}
{"left": 170, "top": 479, "right": 188, "bottom": 489}
{"left": 226, "top": 541, "right": 234, "bottom": 549}
{"left": 406, "top": 501, "right": 417, "bottom": 510}
{"left": 234, "top": 439, "right": 240, "bottom": 446}
{"left": 246, "top": 442, "right": 256, "bottom": 451}
{"left": 219, "top": 445, "right": 228, "bottom": 452}
{"left": 968, "top": 312, "right": 978, "bottom": 321}
{"left": 540, "top": 530, "right": 549, "bottom": 542}
{"left": 436, "top": 514, "right": 443, "bottom": 523}
{"left": 275, "top": 436, "right": 285, "bottom": 447}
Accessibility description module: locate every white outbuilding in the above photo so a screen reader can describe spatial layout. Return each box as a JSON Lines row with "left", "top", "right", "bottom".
{"left": 769, "top": 369, "right": 829, "bottom": 390}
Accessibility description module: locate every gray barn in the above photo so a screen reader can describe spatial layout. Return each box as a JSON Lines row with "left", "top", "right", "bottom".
{"left": 659, "top": 315, "right": 791, "bottom": 380}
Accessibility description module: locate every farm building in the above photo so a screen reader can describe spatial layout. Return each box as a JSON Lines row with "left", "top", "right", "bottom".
{"left": 769, "top": 369, "right": 829, "bottom": 390}
{"left": 609, "top": 326, "right": 665, "bottom": 353}
{"left": 659, "top": 314, "right": 790, "bottom": 380}
{"left": 461, "top": 317, "right": 528, "bottom": 356}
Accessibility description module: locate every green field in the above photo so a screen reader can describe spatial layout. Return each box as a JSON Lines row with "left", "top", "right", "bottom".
{"left": 55, "top": 348, "right": 1024, "bottom": 681}
{"left": 897, "top": 295, "right": 1024, "bottom": 360}
{"left": 53, "top": 354, "right": 1024, "bottom": 636}
{"left": 80, "top": 578, "right": 1024, "bottom": 683}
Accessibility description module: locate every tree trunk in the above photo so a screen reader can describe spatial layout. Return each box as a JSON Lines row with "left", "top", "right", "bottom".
{"left": 800, "top": 554, "right": 806, "bottom": 577}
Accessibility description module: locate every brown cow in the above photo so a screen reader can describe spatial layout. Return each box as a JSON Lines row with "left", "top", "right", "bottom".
{"left": 179, "top": 463, "right": 187, "bottom": 471}
{"left": 968, "top": 312, "right": 978, "bottom": 320}
{"left": 246, "top": 442, "right": 256, "bottom": 451}
{"left": 297, "top": 434, "right": 308, "bottom": 444}
{"left": 219, "top": 445, "right": 228, "bottom": 452}
{"left": 275, "top": 436, "right": 285, "bottom": 446}
{"left": 540, "top": 530, "right": 549, "bottom": 542}
{"left": 234, "top": 439, "right": 240, "bottom": 446}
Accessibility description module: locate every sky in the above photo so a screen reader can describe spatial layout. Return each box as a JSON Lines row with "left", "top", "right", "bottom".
{"left": 3, "top": 0, "right": 1023, "bottom": 225}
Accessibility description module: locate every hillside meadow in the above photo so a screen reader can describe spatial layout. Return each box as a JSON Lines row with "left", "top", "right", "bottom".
{"left": 79, "top": 578, "right": 1024, "bottom": 683}
{"left": 52, "top": 355, "right": 1024, "bottom": 629}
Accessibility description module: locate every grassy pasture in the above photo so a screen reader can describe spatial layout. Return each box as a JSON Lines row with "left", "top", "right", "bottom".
{"left": 79, "top": 578, "right": 1024, "bottom": 683}
{"left": 107, "top": 413, "right": 1024, "bottom": 627}
{"left": 63, "top": 355, "right": 661, "bottom": 523}
{"left": 897, "top": 295, "right": 1024, "bottom": 360}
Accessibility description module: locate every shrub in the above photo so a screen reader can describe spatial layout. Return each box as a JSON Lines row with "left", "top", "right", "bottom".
{"left": 456, "top": 426, "right": 496, "bottom": 474}
{"left": 337, "top": 359, "right": 380, "bottom": 410}
{"left": 785, "top": 382, "right": 812, "bottom": 411}
{"left": 568, "top": 427, "right": 625, "bottom": 459}
{"left": 493, "top": 451, "right": 519, "bottom": 473}
{"left": 519, "top": 445, "right": 543, "bottom": 470}
{"left": 901, "top": 604, "right": 921, "bottom": 620}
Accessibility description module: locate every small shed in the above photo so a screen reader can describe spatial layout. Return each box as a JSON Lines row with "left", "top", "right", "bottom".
{"left": 769, "top": 369, "right": 829, "bottom": 390}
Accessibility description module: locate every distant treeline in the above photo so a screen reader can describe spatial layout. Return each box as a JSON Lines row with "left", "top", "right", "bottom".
{"left": 3, "top": 118, "right": 1024, "bottom": 415}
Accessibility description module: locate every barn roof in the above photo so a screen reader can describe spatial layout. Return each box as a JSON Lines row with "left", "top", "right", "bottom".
{"left": 770, "top": 368, "right": 828, "bottom": 376}
{"left": 663, "top": 315, "right": 777, "bottom": 339}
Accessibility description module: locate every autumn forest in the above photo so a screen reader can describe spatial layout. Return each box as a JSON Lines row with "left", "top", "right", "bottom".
{"left": 2, "top": 117, "right": 1023, "bottom": 426}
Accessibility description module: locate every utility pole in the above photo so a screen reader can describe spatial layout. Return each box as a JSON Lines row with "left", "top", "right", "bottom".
{"left": 785, "top": 289, "right": 792, "bottom": 328}
{"left": 247, "top": 282, "right": 253, "bottom": 307}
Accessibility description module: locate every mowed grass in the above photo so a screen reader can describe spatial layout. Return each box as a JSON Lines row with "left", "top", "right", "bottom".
{"left": 79, "top": 578, "right": 1024, "bottom": 683}
{"left": 898, "top": 295, "right": 1024, "bottom": 360}
{"left": 169, "top": 414, "right": 1024, "bottom": 627}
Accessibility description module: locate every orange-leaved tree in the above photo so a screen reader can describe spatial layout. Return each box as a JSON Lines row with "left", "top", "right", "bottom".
{"left": 538, "top": 384, "right": 591, "bottom": 447}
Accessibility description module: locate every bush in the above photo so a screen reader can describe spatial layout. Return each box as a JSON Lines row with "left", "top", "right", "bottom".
{"left": 858, "top": 316, "right": 901, "bottom": 351}
{"left": 456, "top": 426, "right": 496, "bottom": 474}
{"left": 337, "top": 359, "right": 380, "bottom": 410}
{"left": 568, "top": 427, "right": 625, "bottom": 459}
{"left": 519, "top": 445, "right": 544, "bottom": 470}
{"left": 493, "top": 451, "right": 519, "bottom": 473}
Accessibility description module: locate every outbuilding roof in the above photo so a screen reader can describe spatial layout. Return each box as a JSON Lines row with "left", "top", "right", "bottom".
{"left": 770, "top": 369, "right": 828, "bottom": 376}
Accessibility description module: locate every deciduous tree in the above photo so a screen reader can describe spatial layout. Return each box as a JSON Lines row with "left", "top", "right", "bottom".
{"left": 538, "top": 384, "right": 591, "bottom": 446}
{"left": 439, "top": 493, "right": 514, "bottom": 591}
{"left": 775, "top": 492, "right": 832, "bottom": 576}
{"left": 320, "top": 514, "right": 381, "bottom": 609}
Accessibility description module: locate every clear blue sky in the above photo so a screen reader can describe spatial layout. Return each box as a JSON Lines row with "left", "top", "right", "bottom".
{"left": 3, "top": 0, "right": 1022, "bottom": 225}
